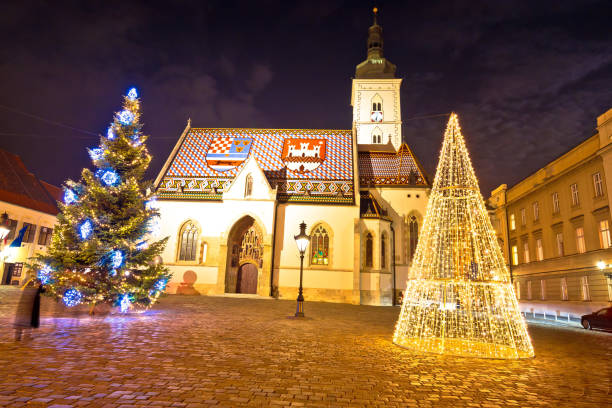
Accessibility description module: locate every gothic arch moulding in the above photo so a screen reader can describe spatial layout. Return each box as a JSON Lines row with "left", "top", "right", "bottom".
{"left": 175, "top": 219, "right": 202, "bottom": 263}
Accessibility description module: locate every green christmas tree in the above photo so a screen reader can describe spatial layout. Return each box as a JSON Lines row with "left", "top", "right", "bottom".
{"left": 33, "top": 88, "right": 170, "bottom": 312}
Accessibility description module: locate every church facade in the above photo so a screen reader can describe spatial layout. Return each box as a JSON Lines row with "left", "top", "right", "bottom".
{"left": 153, "top": 11, "right": 431, "bottom": 305}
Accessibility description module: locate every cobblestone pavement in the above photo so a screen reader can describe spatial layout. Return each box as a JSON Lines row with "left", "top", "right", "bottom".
{"left": 0, "top": 295, "right": 610, "bottom": 408}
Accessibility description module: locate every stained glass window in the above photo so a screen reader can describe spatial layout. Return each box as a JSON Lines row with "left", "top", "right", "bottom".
{"left": 409, "top": 216, "right": 418, "bottom": 262}
{"left": 310, "top": 225, "right": 329, "bottom": 265}
{"left": 365, "top": 232, "right": 373, "bottom": 267}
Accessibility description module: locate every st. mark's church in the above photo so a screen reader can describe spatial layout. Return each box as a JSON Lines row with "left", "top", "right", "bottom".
{"left": 154, "top": 10, "right": 430, "bottom": 305}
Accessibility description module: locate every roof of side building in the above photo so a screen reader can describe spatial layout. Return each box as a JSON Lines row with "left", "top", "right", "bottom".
{"left": 0, "top": 149, "right": 60, "bottom": 215}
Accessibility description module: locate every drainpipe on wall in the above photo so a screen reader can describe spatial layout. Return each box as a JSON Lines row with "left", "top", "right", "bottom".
{"left": 503, "top": 191, "right": 513, "bottom": 282}
{"left": 269, "top": 200, "right": 280, "bottom": 297}
{"left": 390, "top": 225, "right": 396, "bottom": 306}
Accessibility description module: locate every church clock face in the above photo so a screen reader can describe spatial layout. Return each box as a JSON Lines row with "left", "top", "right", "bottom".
{"left": 371, "top": 111, "right": 383, "bottom": 122}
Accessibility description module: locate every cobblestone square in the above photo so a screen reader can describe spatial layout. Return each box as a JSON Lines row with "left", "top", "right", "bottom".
{"left": 0, "top": 295, "right": 610, "bottom": 407}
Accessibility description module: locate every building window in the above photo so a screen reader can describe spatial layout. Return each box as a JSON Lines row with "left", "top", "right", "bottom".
{"left": 365, "top": 232, "right": 373, "bottom": 267}
{"left": 381, "top": 232, "right": 387, "bottom": 269}
{"left": 599, "top": 220, "right": 611, "bottom": 249}
{"left": 520, "top": 208, "right": 526, "bottom": 226}
{"left": 511, "top": 245, "right": 519, "bottom": 265}
{"left": 371, "top": 94, "right": 382, "bottom": 112}
{"left": 532, "top": 202, "right": 539, "bottom": 221}
{"left": 515, "top": 280, "right": 521, "bottom": 299}
{"left": 178, "top": 222, "right": 198, "bottom": 261}
{"left": 372, "top": 127, "right": 383, "bottom": 144}
{"left": 607, "top": 275, "right": 612, "bottom": 302}
{"left": 22, "top": 222, "right": 37, "bottom": 243}
{"left": 244, "top": 174, "right": 253, "bottom": 198}
{"left": 560, "top": 277, "right": 569, "bottom": 301}
{"left": 556, "top": 232, "right": 564, "bottom": 256}
{"left": 527, "top": 281, "right": 532, "bottom": 300}
{"left": 575, "top": 227, "right": 586, "bottom": 254}
{"left": 509, "top": 214, "right": 516, "bottom": 231}
{"left": 523, "top": 241, "right": 530, "bottom": 263}
{"left": 536, "top": 238, "right": 544, "bottom": 261}
{"left": 5, "top": 219, "right": 17, "bottom": 240}
{"left": 408, "top": 216, "right": 418, "bottom": 262}
{"left": 310, "top": 225, "right": 330, "bottom": 265}
{"left": 580, "top": 276, "right": 590, "bottom": 301}
{"left": 570, "top": 183, "right": 579, "bottom": 206}
{"left": 540, "top": 280, "right": 546, "bottom": 300}
{"left": 38, "top": 227, "right": 53, "bottom": 246}
{"left": 552, "top": 192, "right": 560, "bottom": 214}
{"left": 593, "top": 172, "right": 604, "bottom": 197}
{"left": 200, "top": 242, "right": 208, "bottom": 263}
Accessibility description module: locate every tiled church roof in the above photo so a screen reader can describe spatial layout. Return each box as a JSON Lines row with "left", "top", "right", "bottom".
{"left": 358, "top": 144, "right": 428, "bottom": 187}
{"left": 157, "top": 128, "right": 355, "bottom": 204}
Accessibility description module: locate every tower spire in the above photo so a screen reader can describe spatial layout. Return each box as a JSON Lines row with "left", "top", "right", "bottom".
{"left": 355, "top": 7, "right": 396, "bottom": 78}
{"left": 367, "top": 7, "right": 383, "bottom": 59}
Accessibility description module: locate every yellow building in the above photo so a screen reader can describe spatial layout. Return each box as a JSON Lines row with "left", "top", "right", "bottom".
{"left": 488, "top": 108, "right": 612, "bottom": 320}
{"left": 0, "top": 149, "right": 60, "bottom": 286}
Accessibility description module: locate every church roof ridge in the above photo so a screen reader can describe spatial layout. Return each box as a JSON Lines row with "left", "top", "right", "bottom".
{"left": 189, "top": 127, "right": 352, "bottom": 133}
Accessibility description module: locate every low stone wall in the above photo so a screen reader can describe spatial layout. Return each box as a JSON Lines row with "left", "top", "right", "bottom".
{"left": 519, "top": 300, "right": 611, "bottom": 320}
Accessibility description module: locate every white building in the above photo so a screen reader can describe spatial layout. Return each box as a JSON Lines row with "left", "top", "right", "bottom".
{"left": 0, "top": 149, "right": 60, "bottom": 286}
{"left": 154, "top": 10, "right": 431, "bottom": 305}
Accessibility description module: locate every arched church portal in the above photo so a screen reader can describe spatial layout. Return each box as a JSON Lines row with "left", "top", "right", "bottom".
{"left": 225, "top": 216, "right": 264, "bottom": 294}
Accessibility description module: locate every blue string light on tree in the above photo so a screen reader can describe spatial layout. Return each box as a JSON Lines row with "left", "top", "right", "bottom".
{"left": 88, "top": 148, "right": 104, "bottom": 161}
{"left": 63, "top": 288, "right": 82, "bottom": 307}
{"left": 145, "top": 197, "right": 157, "bottom": 210}
{"left": 118, "top": 293, "right": 131, "bottom": 313}
{"left": 127, "top": 88, "right": 138, "bottom": 101}
{"left": 107, "top": 126, "right": 115, "bottom": 140}
{"left": 64, "top": 189, "right": 77, "bottom": 205}
{"left": 153, "top": 278, "right": 167, "bottom": 292}
{"left": 96, "top": 169, "right": 120, "bottom": 186}
{"left": 79, "top": 219, "right": 93, "bottom": 240}
{"left": 118, "top": 110, "right": 135, "bottom": 125}
{"left": 109, "top": 250, "right": 124, "bottom": 269}
{"left": 37, "top": 265, "right": 53, "bottom": 285}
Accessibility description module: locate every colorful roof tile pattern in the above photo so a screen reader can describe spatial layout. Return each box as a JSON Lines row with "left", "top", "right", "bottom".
{"left": 358, "top": 144, "right": 429, "bottom": 187}
{"left": 158, "top": 128, "right": 354, "bottom": 204}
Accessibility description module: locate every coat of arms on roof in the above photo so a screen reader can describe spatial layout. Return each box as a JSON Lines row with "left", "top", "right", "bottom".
{"left": 281, "top": 139, "right": 326, "bottom": 173}
{"left": 205, "top": 137, "right": 252, "bottom": 172}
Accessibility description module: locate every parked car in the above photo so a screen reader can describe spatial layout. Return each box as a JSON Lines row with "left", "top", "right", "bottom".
{"left": 581, "top": 307, "right": 612, "bottom": 331}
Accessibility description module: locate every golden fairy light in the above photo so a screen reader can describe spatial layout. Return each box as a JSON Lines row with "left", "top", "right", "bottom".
{"left": 393, "top": 113, "right": 534, "bottom": 359}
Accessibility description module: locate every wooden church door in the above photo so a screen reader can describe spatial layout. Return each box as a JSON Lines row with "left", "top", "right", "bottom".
{"left": 237, "top": 263, "right": 258, "bottom": 294}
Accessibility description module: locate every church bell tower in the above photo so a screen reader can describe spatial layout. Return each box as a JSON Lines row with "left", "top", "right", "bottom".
{"left": 351, "top": 8, "right": 402, "bottom": 150}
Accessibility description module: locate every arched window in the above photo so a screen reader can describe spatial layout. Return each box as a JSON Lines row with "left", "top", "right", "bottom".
{"left": 244, "top": 174, "right": 253, "bottom": 198}
{"left": 178, "top": 222, "right": 199, "bottom": 261}
{"left": 371, "top": 94, "right": 382, "bottom": 112}
{"left": 409, "top": 216, "right": 418, "bottom": 262}
{"left": 365, "top": 232, "right": 373, "bottom": 267}
{"left": 381, "top": 232, "right": 387, "bottom": 269}
{"left": 310, "top": 225, "right": 330, "bottom": 265}
{"left": 372, "top": 127, "right": 383, "bottom": 144}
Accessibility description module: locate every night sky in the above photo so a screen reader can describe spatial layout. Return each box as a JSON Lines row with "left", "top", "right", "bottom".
{"left": 1, "top": 1, "right": 611, "bottom": 195}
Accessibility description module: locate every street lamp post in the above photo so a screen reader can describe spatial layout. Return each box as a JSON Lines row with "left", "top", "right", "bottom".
{"left": 294, "top": 221, "right": 310, "bottom": 318}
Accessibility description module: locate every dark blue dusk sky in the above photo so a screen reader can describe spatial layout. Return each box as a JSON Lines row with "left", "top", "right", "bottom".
{"left": 1, "top": 0, "right": 611, "bottom": 194}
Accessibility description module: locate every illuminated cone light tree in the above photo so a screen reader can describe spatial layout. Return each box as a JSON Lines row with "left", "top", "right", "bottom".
{"left": 393, "top": 113, "right": 534, "bottom": 359}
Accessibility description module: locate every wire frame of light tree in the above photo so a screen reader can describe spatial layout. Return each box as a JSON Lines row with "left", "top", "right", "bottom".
{"left": 393, "top": 113, "right": 534, "bottom": 359}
